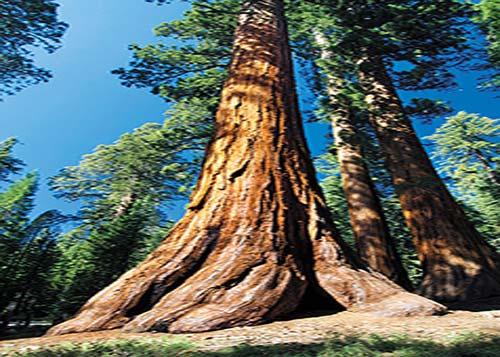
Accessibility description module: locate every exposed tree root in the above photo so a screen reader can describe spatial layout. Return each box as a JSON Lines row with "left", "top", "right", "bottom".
{"left": 47, "top": 0, "right": 446, "bottom": 336}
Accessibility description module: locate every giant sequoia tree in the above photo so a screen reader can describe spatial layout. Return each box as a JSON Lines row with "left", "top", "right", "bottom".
{"left": 47, "top": 0, "right": 443, "bottom": 336}
{"left": 292, "top": 0, "right": 500, "bottom": 301}
{"left": 314, "top": 32, "right": 412, "bottom": 289}
{"left": 359, "top": 58, "right": 500, "bottom": 301}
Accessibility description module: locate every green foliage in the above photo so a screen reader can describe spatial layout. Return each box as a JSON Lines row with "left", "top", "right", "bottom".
{"left": 0, "top": 138, "right": 24, "bottom": 182}
{"left": 0, "top": 0, "right": 68, "bottom": 97}
{"left": 50, "top": 199, "right": 172, "bottom": 316}
{"left": 426, "top": 112, "right": 500, "bottom": 249}
{"left": 50, "top": 122, "right": 194, "bottom": 221}
{"left": 380, "top": 196, "right": 422, "bottom": 282}
{"left": 316, "top": 152, "right": 354, "bottom": 246}
{"left": 6, "top": 334, "right": 500, "bottom": 357}
{"left": 426, "top": 112, "right": 500, "bottom": 186}
{"left": 290, "top": 0, "right": 474, "bottom": 91}
{"left": 476, "top": 0, "right": 500, "bottom": 90}
{"left": 112, "top": 0, "right": 237, "bottom": 102}
{"left": 48, "top": 113, "right": 213, "bottom": 317}
{"left": 404, "top": 98, "right": 453, "bottom": 124}
{"left": 0, "top": 174, "right": 38, "bottom": 321}
{"left": 0, "top": 171, "right": 67, "bottom": 326}
{"left": 0, "top": 172, "right": 39, "bottom": 264}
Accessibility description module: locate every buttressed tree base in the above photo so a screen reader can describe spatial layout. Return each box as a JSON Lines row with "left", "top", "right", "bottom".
{"left": 47, "top": 0, "right": 444, "bottom": 336}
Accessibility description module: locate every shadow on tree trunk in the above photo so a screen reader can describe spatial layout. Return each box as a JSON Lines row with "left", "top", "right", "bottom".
{"left": 46, "top": 0, "right": 444, "bottom": 336}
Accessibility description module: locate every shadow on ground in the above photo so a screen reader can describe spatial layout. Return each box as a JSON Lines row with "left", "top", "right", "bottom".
{"left": 445, "top": 296, "right": 500, "bottom": 312}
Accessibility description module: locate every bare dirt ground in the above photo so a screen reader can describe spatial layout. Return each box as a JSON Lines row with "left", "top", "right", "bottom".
{"left": 1, "top": 307, "right": 499, "bottom": 354}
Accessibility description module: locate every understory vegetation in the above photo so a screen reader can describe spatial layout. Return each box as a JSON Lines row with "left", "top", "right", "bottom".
{"left": 1, "top": 0, "right": 500, "bottom": 338}
{"left": 4, "top": 334, "right": 500, "bottom": 357}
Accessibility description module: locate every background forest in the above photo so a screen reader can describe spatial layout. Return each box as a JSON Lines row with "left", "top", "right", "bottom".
{"left": 0, "top": 0, "right": 499, "bottom": 334}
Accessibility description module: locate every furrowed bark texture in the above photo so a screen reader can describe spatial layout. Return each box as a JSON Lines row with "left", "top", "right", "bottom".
{"left": 315, "top": 33, "right": 412, "bottom": 290}
{"left": 47, "top": 1, "right": 444, "bottom": 336}
{"left": 330, "top": 104, "right": 412, "bottom": 290}
{"left": 358, "top": 55, "right": 500, "bottom": 302}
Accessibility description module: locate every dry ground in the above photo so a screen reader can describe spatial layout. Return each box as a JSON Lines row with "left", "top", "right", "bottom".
{"left": 1, "top": 307, "right": 499, "bottom": 355}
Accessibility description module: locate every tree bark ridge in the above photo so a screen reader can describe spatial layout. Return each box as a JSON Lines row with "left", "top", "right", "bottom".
{"left": 358, "top": 54, "right": 500, "bottom": 302}
{"left": 46, "top": 0, "right": 444, "bottom": 336}
{"left": 314, "top": 32, "right": 411, "bottom": 289}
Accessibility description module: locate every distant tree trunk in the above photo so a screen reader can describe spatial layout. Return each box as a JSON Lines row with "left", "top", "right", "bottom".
{"left": 315, "top": 33, "right": 412, "bottom": 290}
{"left": 358, "top": 55, "right": 500, "bottom": 302}
{"left": 472, "top": 149, "right": 500, "bottom": 187}
{"left": 47, "top": 0, "right": 443, "bottom": 336}
{"left": 114, "top": 192, "right": 135, "bottom": 219}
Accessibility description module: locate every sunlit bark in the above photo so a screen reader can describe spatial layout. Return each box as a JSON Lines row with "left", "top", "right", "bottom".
{"left": 358, "top": 55, "right": 500, "bottom": 302}
{"left": 315, "top": 33, "right": 412, "bottom": 289}
{"left": 47, "top": 0, "right": 444, "bottom": 336}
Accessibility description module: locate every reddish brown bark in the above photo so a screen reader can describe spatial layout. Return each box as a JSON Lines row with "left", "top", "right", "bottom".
{"left": 47, "top": 0, "right": 444, "bottom": 336}
{"left": 315, "top": 33, "right": 412, "bottom": 290}
{"left": 330, "top": 107, "right": 412, "bottom": 290}
{"left": 358, "top": 55, "right": 500, "bottom": 302}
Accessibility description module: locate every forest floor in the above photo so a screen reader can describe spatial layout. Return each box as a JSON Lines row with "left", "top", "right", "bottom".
{"left": 1, "top": 301, "right": 500, "bottom": 356}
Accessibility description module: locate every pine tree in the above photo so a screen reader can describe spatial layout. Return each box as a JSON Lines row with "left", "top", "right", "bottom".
{"left": 0, "top": 172, "right": 38, "bottom": 277}
{"left": 476, "top": 0, "right": 500, "bottom": 90}
{"left": 50, "top": 122, "right": 192, "bottom": 221}
{"left": 0, "top": 137, "right": 24, "bottom": 182}
{"left": 0, "top": 172, "right": 66, "bottom": 327}
{"left": 4, "top": 214, "right": 64, "bottom": 327}
{"left": 426, "top": 112, "right": 500, "bottom": 187}
{"left": 49, "top": 122, "right": 197, "bottom": 317}
{"left": 0, "top": 0, "right": 68, "bottom": 97}
{"left": 426, "top": 112, "right": 500, "bottom": 249}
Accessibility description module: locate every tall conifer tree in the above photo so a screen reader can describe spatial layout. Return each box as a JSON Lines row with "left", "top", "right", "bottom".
{"left": 48, "top": 0, "right": 443, "bottom": 336}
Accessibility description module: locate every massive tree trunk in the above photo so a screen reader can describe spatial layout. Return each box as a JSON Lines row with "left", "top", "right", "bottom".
{"left": 358, "top": 55, "right": 500, "bottom": 302}
{"left": 47, "top": 0, "right": 444, "bottom": 336}
{"left": 315, "top": 33, "right": 412, "bottom": 290}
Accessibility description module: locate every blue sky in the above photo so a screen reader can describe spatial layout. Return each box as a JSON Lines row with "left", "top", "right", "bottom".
{"left": 1, "top": 0, "right": 499, "bottom": 221}
{"left": 1, "top": 0, "right": 189, "bottom": 218}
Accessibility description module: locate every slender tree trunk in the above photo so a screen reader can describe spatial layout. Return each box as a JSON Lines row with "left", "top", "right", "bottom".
{"left": 472, "top": 149, "right": 500, "bottom": 187}
{"left": 358, "top": 55, "right": 500, "bottom": 302}
{"left": 315, "top": 33, "right": 412, "bottom": 290}
{"left": 114, "top": 192, "right": 135, "bottom": 219}
{"left": 47, "top": 0, "right": 443, "bottom": 336}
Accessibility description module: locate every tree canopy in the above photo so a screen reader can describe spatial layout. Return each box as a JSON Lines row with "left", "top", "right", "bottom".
{"left": 476, "top": 0, "right": 500, "bottom": 90}
{"left": 0, "top": 0, "right": 68, "bottom": 98}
